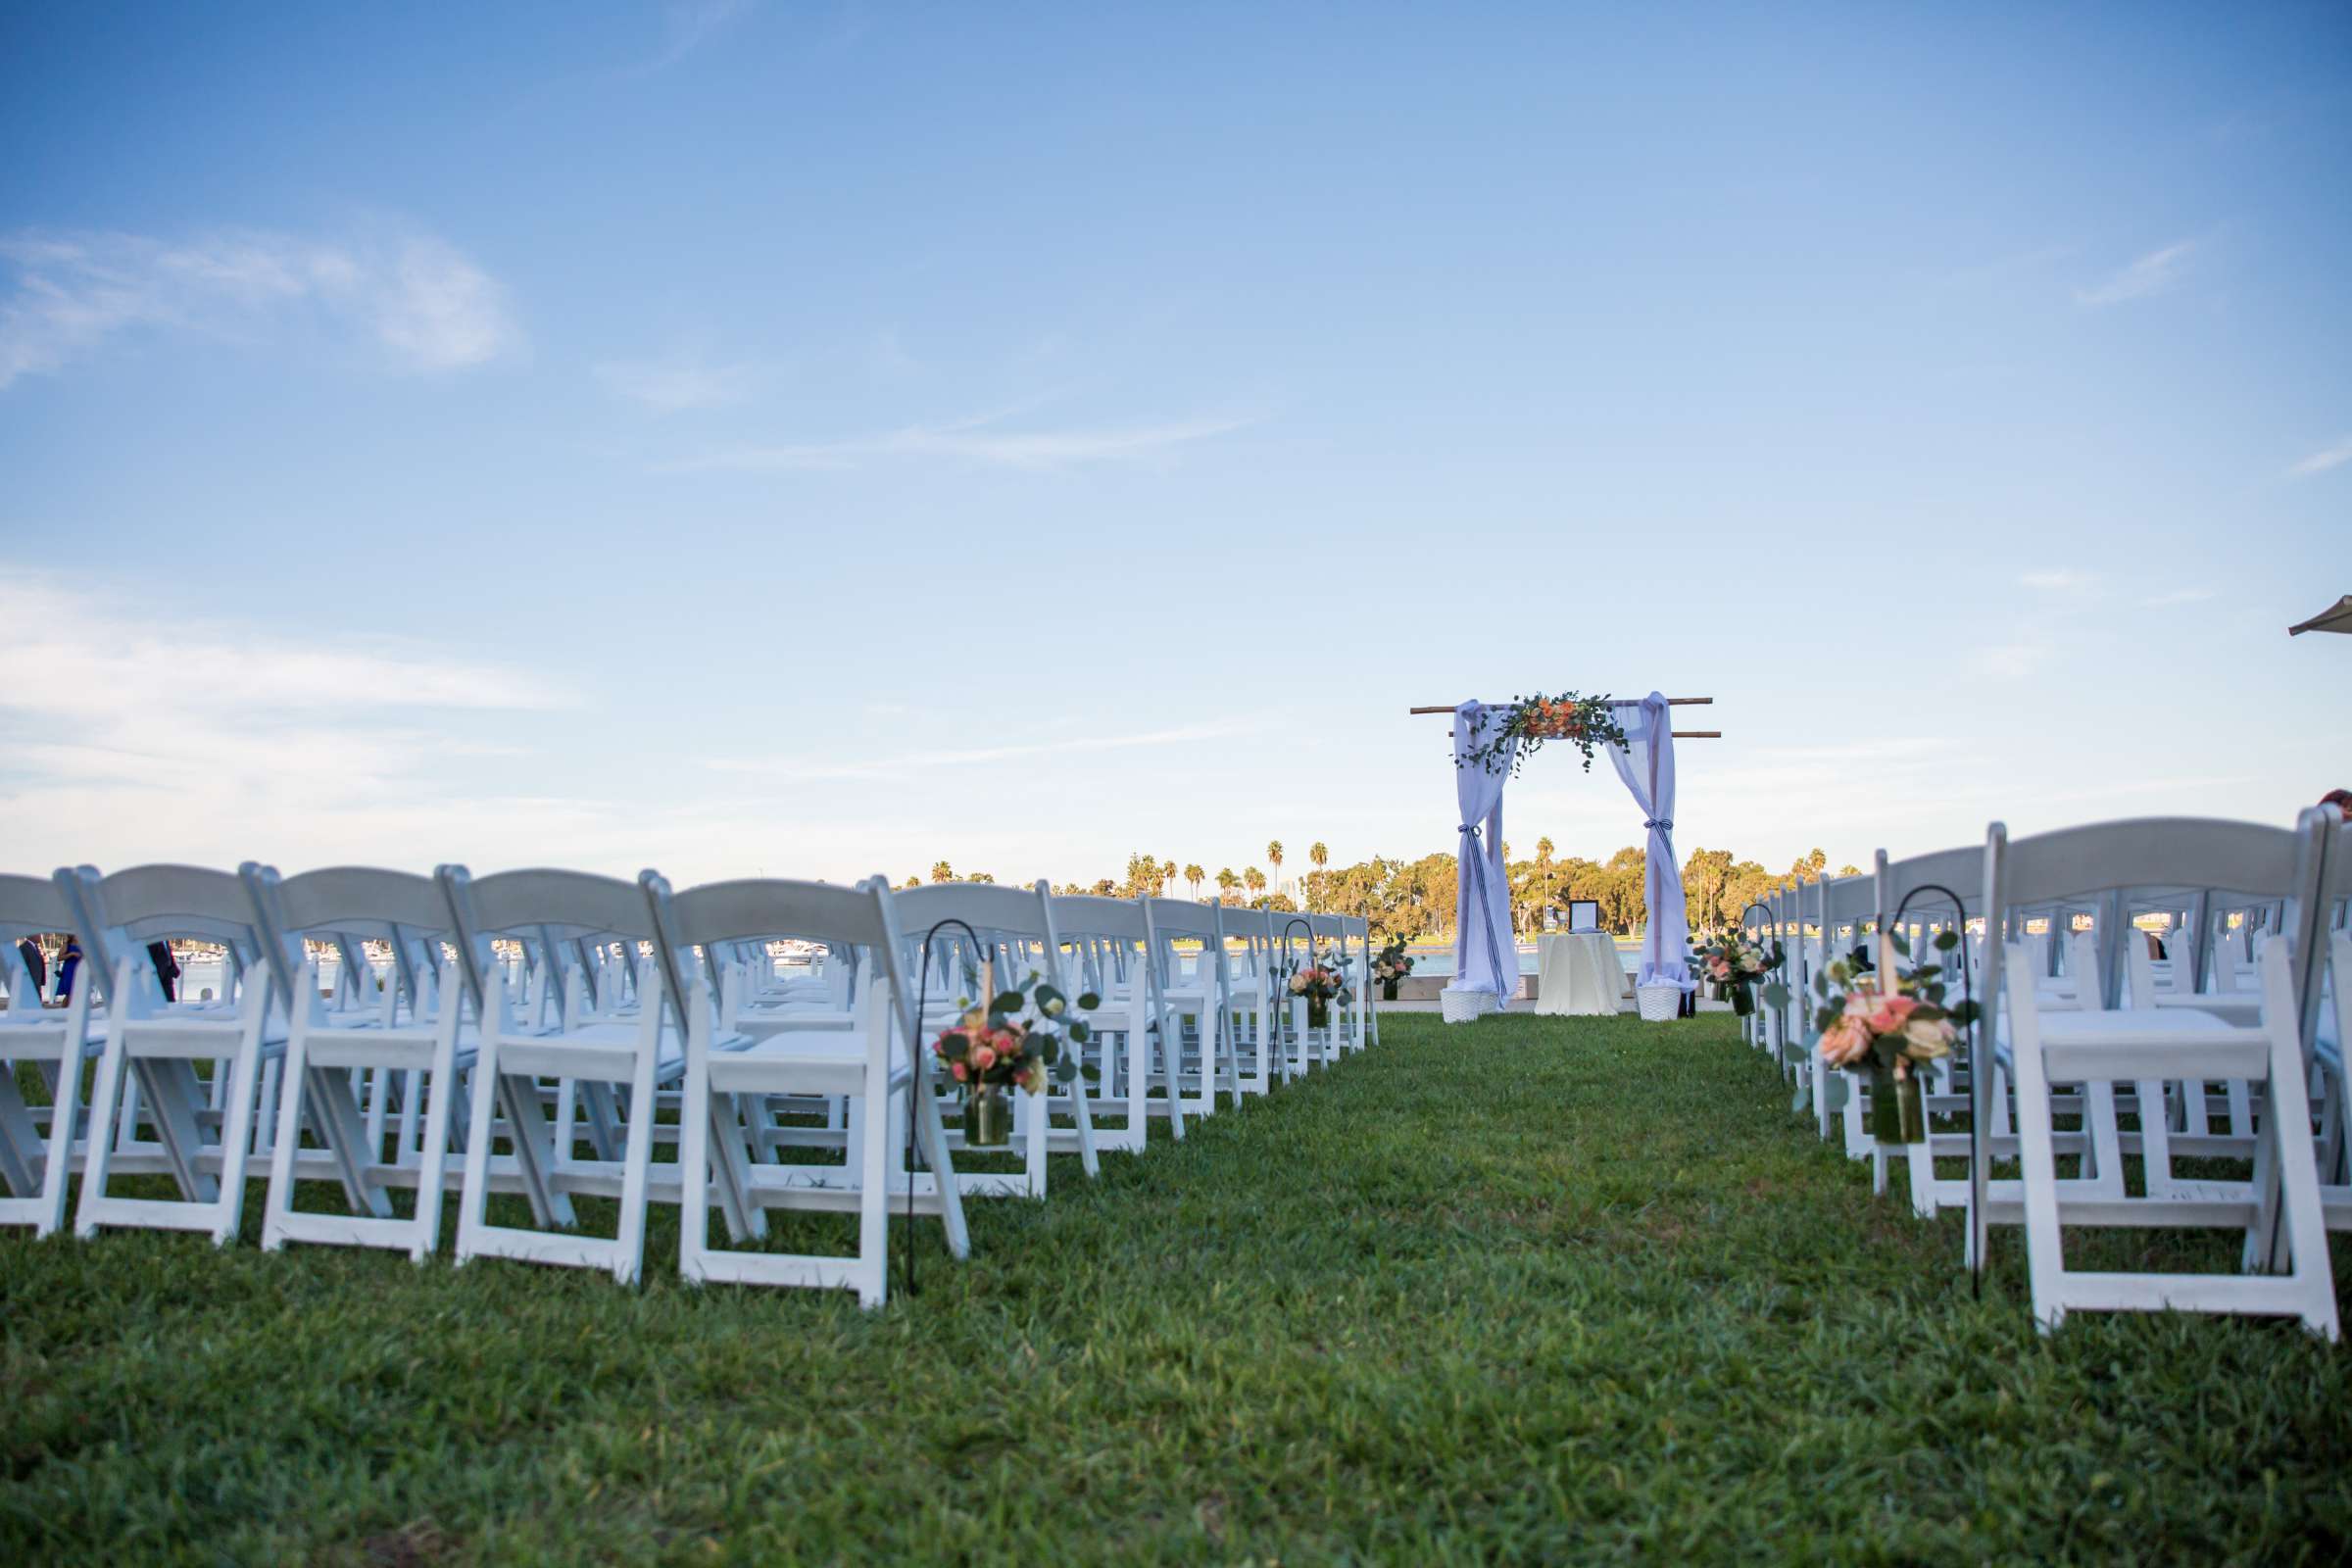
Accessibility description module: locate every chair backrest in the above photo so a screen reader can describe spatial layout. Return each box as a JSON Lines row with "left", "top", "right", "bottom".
{"left": 1874, "top": 844, "right": 1982, "bottom": 929}
{"left": 893, "top": 879, "right": 1065, "bottom": 997}
{"left": 0, "top": 873, "right": 75, "bottom": 945}
{"left": 0, "top": 873, "right": 77, "bottom": 1006}
{"left": 1985, "top": 813, "right": 2329, "bottom": 1018}
{"left": 242, "top": 862, "right": 453, "bottom": 1017}
{"left": 436, "top": 865, "right": 661, "bottom": 1029}
{"left": 651, "top": 874, "right": 911, "bottom": 1043}
{"left": 1819, "top": 872, "right": 1873, "bottom": 941}
{"left": 1050, "top": 895, "right": 1146, "bottom": 942}
{"left": 60, "top": 863, "right": 264, "bottom": 1004}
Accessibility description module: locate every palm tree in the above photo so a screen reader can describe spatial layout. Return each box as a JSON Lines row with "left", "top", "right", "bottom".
{"left": 1215, "top": 867, "right": 1239, "bottom": 896}
{"left": 929, "top": 860, "right": 954, "bottom": 884}
{"left": 1536, "top": 835, "right": 1555, "bottom": 908}
{"left": 1306, "top": 841, "right": 1328, "bottom": 909}
{"left": 1185, "top": 862, "right": 1204, "bottom": 897}
{"left": 1266, "top": 840, "right": 1284, "bottom": 891}
{"left": 1245, "top": 866, "right": 1266, "bottom": 900}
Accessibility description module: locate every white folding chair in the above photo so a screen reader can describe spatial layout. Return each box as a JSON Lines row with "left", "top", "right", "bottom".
{"left": 1982, "top": 812, "right": 2337, "bottom": 1338}
{"left": 1144, "top": 898, "right": 1239, "bottom": 1117}
{"left": 0, "top": 874, "right": 101, "bottom": 1236}
{"left": 67, "top": 864, "right": 281, "bottom": 1245}
{"left": 245, "top": 863, "right": 469, "bottom": 1262}
{"left": 1052, "top": 895, "right": 1182, "bottom": 1149}
{"left": 655, "top": 873, "right": 966, "bottom": 1306}
{"left": 894, "top": 879, "right": 1103, "bottom": 1197}
{"left": 440, "top": 865, "right": 677, "bottom": 1285}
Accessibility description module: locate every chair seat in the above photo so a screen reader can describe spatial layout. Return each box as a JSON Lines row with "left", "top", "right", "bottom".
{"left": 2035, "top": 1005, "right": 2271, "bottom": 1081}
{"left": 2148, "top": 991, "right": 2263, "bottom": 1024}
{"left": 706, "top": 1029, "right": 905, "bottom": 1098}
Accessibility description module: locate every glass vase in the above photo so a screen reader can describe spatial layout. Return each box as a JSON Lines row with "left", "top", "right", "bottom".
{"left": 1307, "top": 998, "right": 1331, "bottom": 1030}
{"left": 1869, "top": 1063, "right": 1925, "bottom": 1146}
{"left": 962, "top": 1084, "right": 1012, "bottom": 1148}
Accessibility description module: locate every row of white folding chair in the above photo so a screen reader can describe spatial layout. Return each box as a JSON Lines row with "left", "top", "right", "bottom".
{"left": 1753, "top": 816, "right": 2338, "bottom": 1336}
{"left": 6, "top": 861, "right": 1384, "bottom": 1305}
{"left": 0, "top": 860, "right": 949, "bottom": 1301}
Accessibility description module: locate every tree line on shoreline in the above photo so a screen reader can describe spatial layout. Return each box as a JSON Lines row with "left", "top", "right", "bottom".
{"left": 909, "top": 840, "right": 1855, "bottom": 944}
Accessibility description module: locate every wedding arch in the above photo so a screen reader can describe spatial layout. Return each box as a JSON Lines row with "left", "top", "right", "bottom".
{"left": 1407, "top": 691, "right": 1720, "bottom": 1020}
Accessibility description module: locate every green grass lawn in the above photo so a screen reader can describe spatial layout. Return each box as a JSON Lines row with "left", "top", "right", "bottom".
{"left": 6, "top": 1013, "right": 2350, "bottom": 1564}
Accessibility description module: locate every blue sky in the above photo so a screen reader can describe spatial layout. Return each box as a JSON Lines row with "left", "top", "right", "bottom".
{"left": 1, "top": 1, "right": 2346, "bottom": 888}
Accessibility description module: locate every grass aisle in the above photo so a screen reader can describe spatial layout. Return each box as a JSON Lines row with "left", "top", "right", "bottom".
{"left": 5, "top": 1013, "right": 2350, "bottom": 1563}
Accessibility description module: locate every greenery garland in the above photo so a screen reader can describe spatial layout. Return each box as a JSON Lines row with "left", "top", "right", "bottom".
{"left": 1455, "top": 692, "right": 1629, "bottom": 777}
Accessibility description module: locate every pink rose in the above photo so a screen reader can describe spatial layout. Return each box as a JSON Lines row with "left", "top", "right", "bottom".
{"left": 972, "top": 1045, "right": 997, "bottom": 1070}
{"left": 951, "top": 1061, "right": 968, "bottom": 1081}
{"left": 1866, "top": 995, "right": 1919, "bottom": 1035}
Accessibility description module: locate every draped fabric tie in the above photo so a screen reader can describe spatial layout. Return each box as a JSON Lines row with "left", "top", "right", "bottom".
{"left": 1645, "top": 818, "right": 1672, "bottom": 832}
{"left": 1457, "top": 821, "right": 1496, "bottom": 981}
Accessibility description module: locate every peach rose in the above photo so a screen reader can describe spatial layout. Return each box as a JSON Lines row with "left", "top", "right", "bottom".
{"left": 1819, "top": 1015, "right": 1872, "bottom": 1068}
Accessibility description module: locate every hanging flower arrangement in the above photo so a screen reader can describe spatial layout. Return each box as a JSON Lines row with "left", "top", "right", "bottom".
{"left": 1370, "top": 936, "right": 1415, "bottom": 1001}
{"left": 1690, "top": 931, "right": 1783, "bottom": 1016}
{"left": 1456, "top": 692, "right": 1629, "bottom": 777}
{"left": 1811, "top": 930, "right": 1980, "bottom": 1146}
{"left": 1280, "top": 945, "right": 1354, "bottom": 1029}
{"left": 931, "top": 970, "right": 1094, "bottom": 1147}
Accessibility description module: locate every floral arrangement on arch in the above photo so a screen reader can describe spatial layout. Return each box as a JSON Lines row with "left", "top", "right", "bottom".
{"left": 1811, "top": 928, "right": 1980, "bottom": 1145}
{"left": 1456, "top": 691, "right": 1629, "bottom": 777}
{"left": 1690, "top": 931, "right": 1782, "bottom": 1016}
{"left": 931, "top": 969, "right": 1095, "bottom": 1097}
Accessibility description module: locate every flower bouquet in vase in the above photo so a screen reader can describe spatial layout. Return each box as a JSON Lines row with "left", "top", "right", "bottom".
{"left": 930, "top": 970, "right": 1095, "bottom": 1148}
{"left": 1287, "top": 948, "right": 1352, "bottom": 1030}
{"left": 1811, "top": 929, "right": 1978, "bottom": 1146}
{"left": 1690, "top": 931, "right": 1782, "bottom": 1016}
{"left": 1371, "top": 936, "right": 1415, "bottom": 1002}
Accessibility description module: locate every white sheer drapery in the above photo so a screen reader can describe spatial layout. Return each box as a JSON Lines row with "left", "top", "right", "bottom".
{"left": 1604, "top": 691, "right": 1692, "bottom": 992}
{"left": 1447, "top": 702, "right": 1517, "bottom": 1012}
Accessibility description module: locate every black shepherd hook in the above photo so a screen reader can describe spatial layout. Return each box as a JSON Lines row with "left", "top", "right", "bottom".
{"left": 905, "top": 915, "right": 982, "bottom": 1299}
{"left": 1885, "top": 883, "right": 1980, "bottom": 1298}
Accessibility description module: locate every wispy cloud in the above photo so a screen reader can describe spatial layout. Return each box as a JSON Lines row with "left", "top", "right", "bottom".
{"left": 2141, "top": 588, "right": 2215, "bottom": 609}
{"left": 0, "top": 573, "right": 582, "bottom": 869}
{"left": 2019, "top": 569, "right": 2092, "bottom": 592}
{"left": 594, "top": 352, "right": 761, "bottom": 412}
{"left": 0, "top": 225, "right": 520, "bottom": 389}
{"left": 707, "top": 718, "right": 1273, "bottom": 781}
{"left": 2075, "top": 239, "right": 2197, "bottom": 307}
{"left": 626, "top": 0, "right": 756, "bottom": 76}
{"left": 2287, "top": 433, "right": 2352, "bottom": 478}
{"left": 665, "top": 411, "right": 1253, "bottom": 473}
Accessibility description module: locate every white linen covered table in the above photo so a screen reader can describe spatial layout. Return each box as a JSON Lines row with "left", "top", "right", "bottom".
{"left": 1535, "top": 932, "right": 1622, "bottom": 1016}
